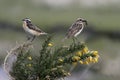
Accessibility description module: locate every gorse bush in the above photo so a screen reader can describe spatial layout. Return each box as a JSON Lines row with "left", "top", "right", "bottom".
{"left": 4, "top": 36, "right": 99, "bottom": 80}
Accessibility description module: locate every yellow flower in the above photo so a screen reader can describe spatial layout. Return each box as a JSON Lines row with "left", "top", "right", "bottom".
{"left": 87, "top": 56, "right": 93, "bottom": 62}
{"left": 67, "top": 72, "right": 71, "bottom": 76}
{"left": 27, "top": 56, "right": 32, "bottom": 60}
{"left": 72, "top": 56, "right": 80, "bottom": 61}
{"left": 92, "top": 57, "right": 98, "bottom": 63}
{"left": 93, "top": 51, "right": 98, "bottom": 56}
{"left": 48, "top": 43, "right": 53, "bottom": 47}
{"left": 82, "top": 47, "right": 89, "bottom": 53}
{"left": 83, "top": 61, "right": 89, "bottom": 65}
{"left": 75, "top": 51, "right": 82, "bottom": 56}
{"left": 79, "top": 60, "right": 83, "bottom": 64}
{"left": 72, "top": 62, "right": 77, "bottom": 66}
{"left": 93, "top": 51, "right": 100, "bottom": 58}
{"left": 58, "top": 58, "right": 63, "bottom": 62}
{"left": 27, "top": 64, "right": 32, "bottom": 67}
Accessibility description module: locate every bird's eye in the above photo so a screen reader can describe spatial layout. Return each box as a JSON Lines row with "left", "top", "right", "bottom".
{"left": 79, "top": 19, "right": 82, "bottom": 21}
{"left": 25, "top": 20, "right": 30, "bottom": 23}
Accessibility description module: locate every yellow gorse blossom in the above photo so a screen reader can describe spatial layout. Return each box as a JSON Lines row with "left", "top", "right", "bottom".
{"left": 77, "top": 50, "right": 99, "bottom": 65}
{"left": 93, "top": 51, "right": 98, "bottom": 56}
{"left": 67, "top": 72, "right": 71, "bottom": 76}
{"left": 70, "top": 47, "right": 100, "bottom": 65}
{"left": 72, "top": 56, "right": 80, "bottom": 61}
{"left": 27, "top": 64, "right": 32, "bottom": 67}
{"left": 79, "top": 60, "right": 83, "bottom": 64}
{"left": 82, "top": 46, "right": 89, "bottom": 53}
{"left": 87, "top": 56, "right": 93, "bottom": 62}
{"left": 58, "top": 58, "right": 64, "bottom": 62}
{"left": 83, "top": 61, "right": 89, "bottom": 65}
{"left": 94, "top": 57, "right": 98, "bottom": 62}
{"left": 75, "top": 51, "right": 82, "bottom": 56}
{"left": 92, "top": 57, "right": 98, "bottom": 63}
{"left": 48, "top": 43, "right": 53, "bottom": 47}
{"left": 27, "top": 56, "right": 32, "bottom": 60}
{"left": 89, "top": 51, "right": 99, "bottom": 57}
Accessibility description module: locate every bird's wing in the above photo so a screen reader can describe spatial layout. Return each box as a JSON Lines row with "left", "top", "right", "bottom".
{"left": 34, "top": 25, "right": 45, "bottom": 33}
{"left": 66, "top": 22, "right": 83, "bottom": 38}
{"left": 27, "top": 23, "right": 45, "bottom": 33}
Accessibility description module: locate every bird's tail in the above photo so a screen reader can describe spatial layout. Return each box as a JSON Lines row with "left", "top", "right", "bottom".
{"left": 40, "top": 32, "right": 48, "bottom": 35}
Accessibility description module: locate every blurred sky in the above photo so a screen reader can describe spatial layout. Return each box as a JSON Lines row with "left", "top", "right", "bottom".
{"left": 0, "top": 0, "right": 120, "bottom": 31}
{"left": 41, "top": 0, "right": 120, "bottom": 7}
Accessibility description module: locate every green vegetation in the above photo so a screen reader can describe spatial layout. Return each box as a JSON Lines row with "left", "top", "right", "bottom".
{"left": 0, "top": 0, "right": 120, "bottom": 31}
{"left": 5, "top": 36, "right": 99, "bottom": 80}
{"left": 0, "top": 1, "right": 120, "bottom": 80}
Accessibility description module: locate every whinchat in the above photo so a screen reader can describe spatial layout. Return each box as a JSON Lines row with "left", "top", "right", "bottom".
{"left": 63, "top": 18, "right": 87, "bottom": 41}
{"left": 22, "top": 18, "right": 47, "bottom": 42}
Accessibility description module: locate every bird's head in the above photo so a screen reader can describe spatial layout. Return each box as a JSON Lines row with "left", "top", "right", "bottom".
{"left": 22, "top": 18, "right": 31, "bottom": 23}
{"left": 76, "top": 18, "right": 88, "bottom": 25}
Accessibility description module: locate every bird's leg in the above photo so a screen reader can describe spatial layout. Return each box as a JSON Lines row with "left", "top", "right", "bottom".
{"left": 26, "top": 34, "right": 31, "bottom": 41}
{"left": 72, "top": 37, "right": 80, "bottom": 44}
{"left": 27, "top": 36, "right": 31, "bottom": 41}
{"left": 73, "top": 37, "right": 76, "bottom": 44}
{"left": 72, "top": 37, "right": 76, "bottom": 44}
{"left": 31, "top": 35, "right": 36, "bottom": 42}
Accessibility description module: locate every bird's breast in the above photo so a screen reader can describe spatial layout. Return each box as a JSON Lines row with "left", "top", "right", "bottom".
{"left": 23, "top": 22, "right": 40, "bottom": 36}
{"left": 74, "top": 25, "right": 84, "bottom": 37}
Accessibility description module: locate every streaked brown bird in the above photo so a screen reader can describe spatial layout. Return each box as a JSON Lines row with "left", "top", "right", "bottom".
{"left": 63, "top": 18, "right": 87, "bottom": 41}
{"left": 22, "top": 18, "right": 47, "bottom": 42}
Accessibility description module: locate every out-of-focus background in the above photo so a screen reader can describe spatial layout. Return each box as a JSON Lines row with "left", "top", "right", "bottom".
{"left": 0, "top": 0, "right": 120, "bottom": 80}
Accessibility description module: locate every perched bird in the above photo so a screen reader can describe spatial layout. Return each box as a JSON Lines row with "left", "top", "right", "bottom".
{"left": 22, "top": 18, "right": 47, "bottom": 42}
{"left": 63, "top": 18, "right": 87, "bottom": 41}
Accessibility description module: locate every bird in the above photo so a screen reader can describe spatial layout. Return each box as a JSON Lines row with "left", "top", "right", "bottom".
{"left": 22, "top": 18, "right": 47, "bottom": 42}
{"left": 63, "top": 18, "right": 87, "bottom": 41}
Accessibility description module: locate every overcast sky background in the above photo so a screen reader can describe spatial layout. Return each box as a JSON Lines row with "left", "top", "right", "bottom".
{"left": 32, "top": 0, "right": 120, "bottom": 7}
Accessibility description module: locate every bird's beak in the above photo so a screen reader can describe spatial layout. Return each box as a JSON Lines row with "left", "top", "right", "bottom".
{"left": 82, "top": 20, "right": 88, "bottom": 25}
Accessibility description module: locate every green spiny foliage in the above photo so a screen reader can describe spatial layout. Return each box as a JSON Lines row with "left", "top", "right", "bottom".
{"left": 10, "top": 50, "right": 37, "bottom": 80}
{"left": 9, "top": 36, "right": 99, "bottom": 80}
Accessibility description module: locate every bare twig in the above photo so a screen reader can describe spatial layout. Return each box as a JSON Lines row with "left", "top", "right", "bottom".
{"left": 3, "top": 42, "right": 32, "bottom": 80}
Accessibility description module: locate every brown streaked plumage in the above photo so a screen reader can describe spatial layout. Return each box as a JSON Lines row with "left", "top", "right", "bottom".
{"left": 22, "top": 18, "right": 47, "bottom": 42}
{"left": 64, "top": 18, "right": 87, "bottom": 41}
